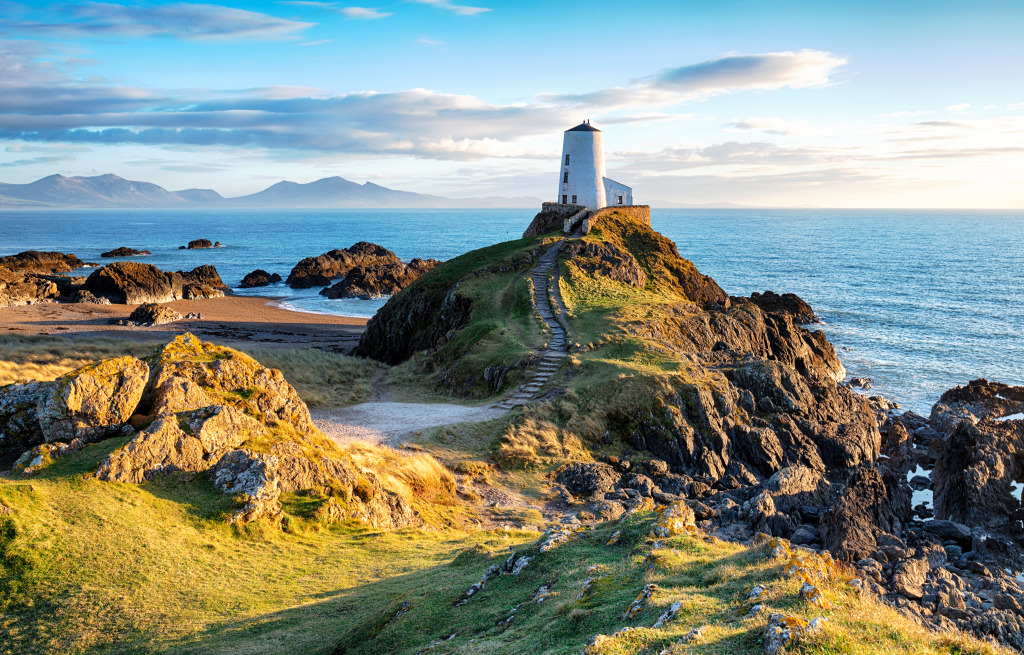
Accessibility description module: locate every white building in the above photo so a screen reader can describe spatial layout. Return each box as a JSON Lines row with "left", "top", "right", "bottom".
{"left": 556, "top": 121, "right": 633, "bottom": 209}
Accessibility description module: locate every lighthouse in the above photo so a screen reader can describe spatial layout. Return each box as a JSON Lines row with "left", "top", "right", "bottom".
{"left": 556, "top": 120, "right": 633, "bottom": 209}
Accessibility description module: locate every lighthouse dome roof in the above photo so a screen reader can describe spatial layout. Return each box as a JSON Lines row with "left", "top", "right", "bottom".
{"left": 566, "top": 121, "right": 601, "bottom": 132}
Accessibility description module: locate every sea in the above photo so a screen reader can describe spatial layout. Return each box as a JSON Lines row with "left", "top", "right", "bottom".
{"left": 1, "top": 208, "right": 1022, "bottom": 416}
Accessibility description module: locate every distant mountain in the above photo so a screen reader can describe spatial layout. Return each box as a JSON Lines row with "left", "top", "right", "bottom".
{"left": 0, "top": 174, "right": 540, "bottom": 209}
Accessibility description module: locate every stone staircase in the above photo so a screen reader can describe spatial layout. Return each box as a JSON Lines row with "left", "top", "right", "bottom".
{"left": 494, "top": 240, "right": 569, "bottom": 410}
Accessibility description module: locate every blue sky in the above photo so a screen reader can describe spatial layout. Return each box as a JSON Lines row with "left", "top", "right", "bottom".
{"left": 1, "top": 0, "right": 1022, "bottom": 206}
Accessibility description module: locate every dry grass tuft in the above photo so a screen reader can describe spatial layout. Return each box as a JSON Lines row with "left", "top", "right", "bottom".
{"left": 494, "top": 416, "right": 589, "bottom": 469}
{"left": 0, "top": 335, "right": 157, "bottom": 385}
{"left": 243, "top": 348, "right": 383, "bottom": 408}
{"left": 345, "top": 442, "right": 456, "bottom": 503}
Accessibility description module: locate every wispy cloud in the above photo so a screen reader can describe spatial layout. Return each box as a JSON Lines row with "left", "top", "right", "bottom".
{"left": 548, "top": 50, "right": 847, "bottom": 108}
{"left": 1, "top": 2, "right": 314, "bottom": 40}
{"left": 412, "top": 0, "right": 490, "bottom": 16}
{"left": 340, "top": 6, "right": 392, "bottom": 19}
{"left": 417, "top": 36, "right": 444, "bottom": 46}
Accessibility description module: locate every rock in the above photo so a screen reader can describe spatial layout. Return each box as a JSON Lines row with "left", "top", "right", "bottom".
{"left": 84, "top": 261, "right": 227, "bottom": 304}
{"left": 764, "top": 613, "right": 815, "bottom": 655}
{"left": 650, "top": 500, "right": 697, "bottom": 537}
{"left": 121, "top": 302, "right": 183, "bottom": 326}
{"left": 561, "top": 240, "right": 646, "bottom": 288}
{"left": 287, "top": 242, "right": 401, "bottom": 289}
{"left": 320, "top": 257, "right": 441, "bottom": 299}
{"left": 0, "top": 380, "right": 48, "bottom": 457}
{"left": 891, "top": 557, "right": 929, "bottom": 600}
{"left": 555, "top": 462, "right": 620, "bottom": 498}
{"left": 70, "top": 289, "right": 110, "bottom": 304}
{"left": 821, "top": 466, "right": 910, "bottom": 561}
{"left": 183, "top": 239, "right": 216, "bottom": 249}
{"left": 239, "top": 269, "right": 282, "bottom": 288}
{"left": 522, "top": 203, "right": 585, "bottom": 237}
{"left": 0, "top": 250, "right": 84, "bottom": 274}
{"left": 0, "top": 267, "right": 62, "bottom": 306}
{"left": 101, "top": 247, "right": 151, "bottom": 258}
{"left": 96, "top": 405, "right": 264, "bottom": 484}
{"left": 746, "top": 290, "right": 819, "bottom": 324}
{"left": 142, "top": 333, "right": 317, "bottom": 434}
{"left": 37, "top": 356, "right": 149, "bottom": 443}
{"left": 849, "top": 377, "right": 874, "bottom": 390}
{"left": 922, "top": 519, "right": 973, "bottom": 546}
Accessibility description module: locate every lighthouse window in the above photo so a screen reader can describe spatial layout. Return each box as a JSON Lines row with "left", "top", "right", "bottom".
{"left": 563, "top": 172, "right": 568, "bottom": 183}
{"left": 618, "top": 195, "right": 623, "bottom": 204}
{"left": 572, "top": 195, "right": 577, "bottom": 204}
{"left": 565, "top": 155, "right": 570, "bottom": 165}
{"left": 562, "top": 195, "right": 567, "bottom": 204}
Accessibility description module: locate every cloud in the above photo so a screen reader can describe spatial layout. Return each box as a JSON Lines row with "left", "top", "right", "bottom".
{"left": 417, "top": 37, "right": 444, "bottom": 46}
{"left": 550, "top": 50, "right": 847, "bottom": 108}
{"left": 411, "top": 0, "right": 490, "bottom": 16}
{"left": 2, "top": 2, "right": 314, "bottom": 40}
{"left": 339, "top": 7, "right": 391, "bottom": 19}
{"left": 0, "top": 154, "right": 75, "bottom": 167}
{"left": 724, "top": 116, "right": 843, "bottom": 137}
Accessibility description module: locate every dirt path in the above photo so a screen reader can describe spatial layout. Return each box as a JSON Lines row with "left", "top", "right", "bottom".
{"left": 313, "top": 402, "right": 503, "bottom": 446}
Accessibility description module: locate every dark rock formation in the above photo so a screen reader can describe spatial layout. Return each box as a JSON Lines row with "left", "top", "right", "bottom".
{"left": 84, "top": 261, "right": 227, "bottom": 304}
{"left": 0, "top": 381, "right": 48, "bottom": 463}
{"left": 320, "top": 257, "right": 440, "bottom": 299}
{"left": 821, "top": 466, "right": 910, "bottom": 561}
{"left": 101, "top": 247, "right": 151, "bottom": 258}
{"left": 180, "top": 239, "right": 219, "bottom": 249}
{"left": 0, "top": 267, "right": 61, "bottom": 306}
{"left": 0, "top": 250, "right": 84, "bottom": 274}
{"left": 239, "top": 269, "right": 282, "bottom": 288}
{"left": 286, "top": 241, "right": 400, "bottom": 289}
{"left": 745, "top": 290, "right": 819, "bottom": 324}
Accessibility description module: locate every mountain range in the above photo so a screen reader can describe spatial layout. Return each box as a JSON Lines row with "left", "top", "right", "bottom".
{"left": 0, "top": 174, "right": 541, "bottom": 209}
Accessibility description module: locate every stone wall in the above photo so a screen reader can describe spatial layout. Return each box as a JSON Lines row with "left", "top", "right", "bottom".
{"left": 523, "top": 203, "right": 587, "bottom": 237}
{"left": 584, "top": 206, "right": 651, "bottom": 234}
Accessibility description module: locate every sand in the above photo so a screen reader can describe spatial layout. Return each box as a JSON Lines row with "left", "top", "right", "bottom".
{"left": 0, "top": 295, "right": 367, "bottom": 351}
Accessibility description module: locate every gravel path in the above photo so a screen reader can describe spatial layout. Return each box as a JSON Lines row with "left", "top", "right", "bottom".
{"left": 313, "top": 402, "right": 504, "bottom": 446}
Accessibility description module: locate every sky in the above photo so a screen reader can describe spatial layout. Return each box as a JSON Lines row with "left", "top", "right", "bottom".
{"left": 1, "top": 0, "right": 1023, "bottom": 207}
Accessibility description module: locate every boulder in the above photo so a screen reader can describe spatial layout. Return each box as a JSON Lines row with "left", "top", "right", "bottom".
{"left": 122, "top": 303, "right": 183, "bottom": 326}
{"left": 555, "top": 462, "right": 620, "bottom": 498}
{"left": 142, "top": 333, "right": 316, "bottom": 434}
{"left": 239, "top": 269, "right": 282, "bottom": 288}
{"left": 96, "top": 405, "right": 264, "bottom": 484}
{"left": 36, "top": 356, "right": 149, "bottom": 443}
{"left": 84, "top": 261, "right": 226, "bottom": 304}
{"left": 522, "top": 203, "right": 586, "bottom": 238}
{"left": 745, "top": 290, "right": 818, "bottom": 324}
{"left": 101, "top": 247, "right": 151, "bottom": 258}
{"left": 0, "top": 268, "right": 61, "bottom": 306}
{"left": 286, "top": 242, "right": 401, "bottom": 289}
{"left": 0, "top": 380, "right": 48, "bottom": 457}
{"left": 320, "top": 258, "right": 441, "bottom": 300}
{"left": 0, "top": 250, "right": 84, "bottom": 274}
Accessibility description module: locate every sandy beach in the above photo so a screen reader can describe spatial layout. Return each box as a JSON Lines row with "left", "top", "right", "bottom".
{"left": 0, "top": 295, "right": 367, "bottom": 351}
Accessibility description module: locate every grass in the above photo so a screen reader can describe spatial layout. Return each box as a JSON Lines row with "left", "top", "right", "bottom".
{"left": 0, "top": 334, "right": 381, "bottom": 409}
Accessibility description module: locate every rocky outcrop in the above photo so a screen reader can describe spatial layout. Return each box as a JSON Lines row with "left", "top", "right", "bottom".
{"left": 522, "top": 203, "right": 586, "bottom": 237}
{"left": 96, "top": 405, "right": 263, "bottom": 484}
{"left": 745, "top": 291, "right": 819, "bottom": 324}
{"left": 84, "top": 261, "right": 227, "bottom": 304}
{"left": 561, "top": 241, "right": 645, "bottom": 288}
{"left": 0, "top": 250, "right": 84, "bottom": 274}
{"left": 142, "top": 334, "right": 317, "bottom": 434}
{"left": 180, "top": 239, "right": 220, "bottom": 249}
{"left": 320, "top": 258, "right": 441, "bottom": 299}
{"left": 37, "top": 356, "right": 149, "bottom": 444}
{"left": 239, "top": 269, "right": 282, "bottom": 288}
{"left": 821, "top": 466, "right": 910, "bottom": 561}
{"left": 0, "top": 381, "right": 47, "bottom": 459}
{"left": 287, "top": 242, "right": 401, "bottom": 289}
{"left": 101, "top": 247, "right": 151, "bottom": 257}
{"left": 0, "top": 267, "right": 61, "bottom": 306}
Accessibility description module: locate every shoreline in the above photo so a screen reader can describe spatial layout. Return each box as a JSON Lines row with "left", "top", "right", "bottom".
{"left": 0, "top": 295, "right": 367, "bottom": 351}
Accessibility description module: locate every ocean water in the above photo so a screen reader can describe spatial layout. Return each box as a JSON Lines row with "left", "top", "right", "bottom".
{"left": 1, "top": 208, "right": 1021, "bottom": 414}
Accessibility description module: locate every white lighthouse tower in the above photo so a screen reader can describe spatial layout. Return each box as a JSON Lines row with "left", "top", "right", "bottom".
{"left": 556, "top": 120, "right": 632, "bottom": 209}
